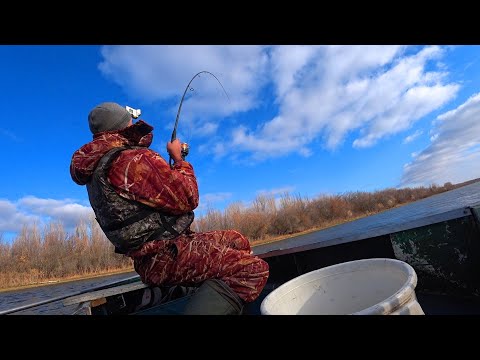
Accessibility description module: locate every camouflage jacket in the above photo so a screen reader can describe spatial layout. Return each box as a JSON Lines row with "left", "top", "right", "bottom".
{"left": 70, "top": 120, "right": 199, "bottom": 253}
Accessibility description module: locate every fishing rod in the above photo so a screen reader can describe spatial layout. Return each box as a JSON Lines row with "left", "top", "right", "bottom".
{"left": 169, "top": 70, "right": 229, "bottom": 168}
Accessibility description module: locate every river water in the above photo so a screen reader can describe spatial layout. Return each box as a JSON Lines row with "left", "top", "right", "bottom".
{"left": 0, "top": 271, "right": 137, "bottom": 315}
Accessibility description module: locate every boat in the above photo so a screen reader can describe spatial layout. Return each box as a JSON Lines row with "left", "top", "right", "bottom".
{"left": 2, "top": 181, "right": 480, "bottom": 315}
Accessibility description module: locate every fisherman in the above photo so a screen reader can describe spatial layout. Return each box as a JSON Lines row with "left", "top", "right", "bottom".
{"left": 69, "top": 102, "right": 269, "bottom": 314}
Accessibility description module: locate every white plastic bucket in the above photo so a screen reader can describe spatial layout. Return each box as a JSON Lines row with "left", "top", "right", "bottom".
{"left": 260, "top": 258, "right": 424, "bottom": 315}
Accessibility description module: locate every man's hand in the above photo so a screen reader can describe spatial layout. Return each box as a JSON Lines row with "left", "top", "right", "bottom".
{"left": 167, "top": 139, "right": 183, "bottom": 163}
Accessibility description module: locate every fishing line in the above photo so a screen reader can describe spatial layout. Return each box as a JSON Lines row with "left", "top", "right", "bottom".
{"left": 169, "top": 71, "right": 229, "bottom": 168}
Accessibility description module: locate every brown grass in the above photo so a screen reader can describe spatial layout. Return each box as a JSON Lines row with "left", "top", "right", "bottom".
{"left": 0, "top": 267, "right": 134, "bottom": 293}
{"left": 193, "top": 182, "right": 466, "bottom": 244}
{"left": 0, "top": 216, "right": 133, "bottom": 290}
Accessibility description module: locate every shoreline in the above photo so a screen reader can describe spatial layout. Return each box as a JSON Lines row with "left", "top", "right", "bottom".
{"left": 0, "top": 268, "right": 136, "bottom": 294}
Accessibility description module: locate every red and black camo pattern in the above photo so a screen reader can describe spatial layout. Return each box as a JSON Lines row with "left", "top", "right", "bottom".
{"left": 129, "top": 229, "right": 270, "bottom": 303}
{"left": 70, "top": 120, "right": 199, "bottom": 215}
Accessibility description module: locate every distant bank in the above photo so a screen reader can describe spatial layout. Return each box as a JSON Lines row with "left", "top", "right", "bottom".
{"left": 0, "top": 267, "right": 135, "bottom": 293}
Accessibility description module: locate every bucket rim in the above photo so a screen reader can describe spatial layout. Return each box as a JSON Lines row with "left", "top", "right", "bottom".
{"left": 260, "top": 258, "right": 418, "bottom": 315}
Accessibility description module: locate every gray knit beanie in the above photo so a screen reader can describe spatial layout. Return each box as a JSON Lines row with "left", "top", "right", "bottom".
{"left": 88, "top": 102, "right": 132, "bottom": 134}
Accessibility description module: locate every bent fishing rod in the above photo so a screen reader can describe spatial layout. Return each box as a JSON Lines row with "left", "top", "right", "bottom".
{"left": 169, "top": 70, "right": 229, "bottom": 168}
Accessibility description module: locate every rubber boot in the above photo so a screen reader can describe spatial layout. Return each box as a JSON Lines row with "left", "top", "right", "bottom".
{"left": 183, "top": 279, "right": 244, "bottom": 315}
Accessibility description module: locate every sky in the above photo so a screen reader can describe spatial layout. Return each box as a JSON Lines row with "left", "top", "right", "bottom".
{"left": 1, "top": 45, "right": 480, "bottom": 242}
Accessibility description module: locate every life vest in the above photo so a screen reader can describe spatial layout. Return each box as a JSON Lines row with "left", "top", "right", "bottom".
{"left": 86, "top": 146, "right": 194, "bottom": 254}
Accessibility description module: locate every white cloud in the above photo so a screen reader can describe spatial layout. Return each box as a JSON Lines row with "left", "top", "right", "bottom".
{"left": 195, "top": 122, "right": 218, "bottom": 137}
{"left": 403, "top": 130, "right": 424, "bottom": 144}
{"left": 0, "top": 197, "right": 93, "bottom": 236}
{"left": 401, "top": 93, "right": 480, "bottom": 187}
{"left": 99, "top": 45, "right": 459, "bottom": 162}
{"left": 201, "top": 192, "right": 233, "bottom": 204}
{"left": 256, "top": 186, "right": 296, "bottom": 197}
{"left": 196, "top": 192, "right": 233, "bottom": 214}
{"left": 0, "top": 128, "right": 20, "bottom": 142}
{"left": 99, "top": 45, "right": 269, "bottom": 121}
{"left": 0, "top": 199, "right": 40, "bottom": 233}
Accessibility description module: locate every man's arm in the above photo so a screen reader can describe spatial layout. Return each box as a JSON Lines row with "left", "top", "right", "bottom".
{"left": 108, "top": 144, "right": 199, "bottom": 215}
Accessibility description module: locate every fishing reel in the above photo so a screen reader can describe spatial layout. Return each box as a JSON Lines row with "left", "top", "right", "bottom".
{"left": 168, "top": 142, "right": 189, "bottom": 168}
{"left": 181, "top": 142, "right": 190, "bottom": 160}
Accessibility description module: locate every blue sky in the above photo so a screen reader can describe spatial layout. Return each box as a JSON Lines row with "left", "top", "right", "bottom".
{"left": 1, "top": 45, "right": 480, "bottom": 242}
